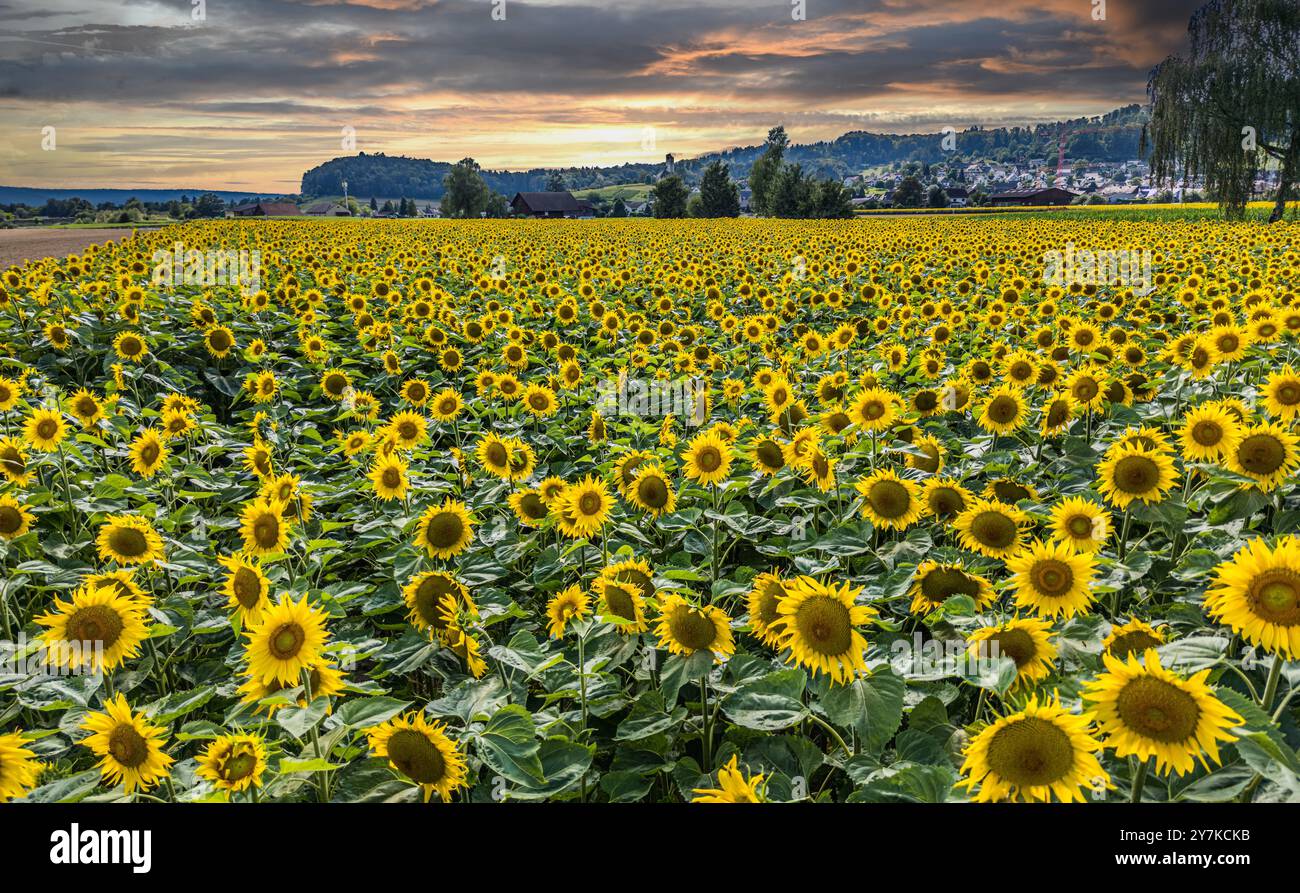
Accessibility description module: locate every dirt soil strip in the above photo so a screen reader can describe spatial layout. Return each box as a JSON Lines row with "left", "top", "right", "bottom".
{"left": 0, "top": 227, "right": 155, "bottom": 268}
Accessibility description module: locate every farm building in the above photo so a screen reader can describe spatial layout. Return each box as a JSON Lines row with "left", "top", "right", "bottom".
{"left": 229, "top": 201, "right": 301, "bottom": 217}
{"left": 302, "top": 200, "right": 351, "bottom": 216}
{"left": 988, "top": 187, "right": 1077, "bottom": 207}
{"left": 510, "top": 191, "right": 586, "bottom": 218}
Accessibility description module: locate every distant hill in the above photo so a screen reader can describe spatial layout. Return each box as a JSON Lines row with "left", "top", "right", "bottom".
{"left": 300, "top": 105, "right": 1148, "bottom": 199}
{"left": 0, "top": 186, "right": 285, "bottom": 206}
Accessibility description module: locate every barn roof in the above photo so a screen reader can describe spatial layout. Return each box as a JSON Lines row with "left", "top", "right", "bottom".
{"left": 511, "top": 191, "right": 583, "bottom": 213}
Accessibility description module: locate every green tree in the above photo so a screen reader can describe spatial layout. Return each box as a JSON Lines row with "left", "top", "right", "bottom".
{"left": 1145, "top": 0, "right": 1300, "bottom": 221}
{"left": 892, "top": 175, "right": 925, "bottom": 208}
{"left": 545, "top": 172, "right": 567, "bottom": 192}
{"left": 190, "top": 193, "right": 225, "bottom": 218}
{"left": 749, "top": 125, "right": 789, "bottom": 216}
{"left": 442, "top": 158, "right": 490, "bottom": 218}
{"left": 927, "top": 185, "right": 950, "bottom": 208}
{"left": 811, "top": 178, "right": 855, "bottom": 218}
{"left": 769, "top": 163, "right": 813, "bottom": 217}
{"left": 651, "top": 175, "right": 689, "bottom": 218}
{"left": 610, "top": 197, "right": 629, "bottom": 217}
{"left": 484, "top": 193, "right": 509, "bottom": 218}
{"left": 697, "top": 160, "right": 741, "bottom": 217}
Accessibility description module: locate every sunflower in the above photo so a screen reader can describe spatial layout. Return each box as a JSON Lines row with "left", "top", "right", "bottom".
{"left": 521, "top": 383, "right": 558, "bottom": 417}
{"left": 320, "top": 368, "right": 351, "bottom": 401}
{"left": 429, "top": 387, "right": 462, "bottom": 421}
{"left": 978, "top": 385, "right": 1026, "bottom": 434}
{"left": 850, "top": 386, "right": 897, "bottom": 432}
{"left": 1048, "top": 496, "right": 1109, "bottom": 553}
{"left": 907, "top": 561, "right": 997, "bottom": 614}
{"left": 1095, "top": 443, "right": 1178, "bottom": 508}
{"left": 692, "top": 754, "right": 766, "bottom": 803}
{"left": 682, "top": 430, "right": 732, "bottom": 486}
{"left": 366, "top": 712, "right": 469, "bottom": 802}
{"left": 36, "top": 582, "right": 149, "bottom": 673}
{"left": 748, "top": 435, "right": 787, "bottom": 475}
{"left": 1103, "top": 617, "right": 1167, "bottom": 658}
{"left": 204, "top": 325, "right": 236, "bottom": 358}
{"left": 1262, "top": 365, "right": 1300, "bottom": 420}
{"left": 508, "top": 488, "right": 550, "bottom": 527}
{"left": 244, "top": 595, "right": 330, "bottom": 685}
{"left": 219, "top": 553, "right": 271, "bottom": 623}
{"left": 197, "top": 733, "right": 267, "bottom": 795}
{"left": 387, "top": 410, "right": 428, "bottom": 450}
{"left": 746, "top": 572, "right": 789, "bottom": 647}
{"left": 127, "top": 427, "right": 168, "bottom": 478}
{"left": 1205, "top": 536, "right": 1300, "bottom": 658}
{"left": 369, "top": 453, "right": 410, "bottom": 501}
{"left": 402, "top": 570, "right": 476, "bottom": 639}
{"left": 966, "top": 616, "right": 1057, "bottom": 688}
{"left": 0, "top": 494, "right": 34, "bottom": 540}
{"left": 0, "top": 376, "right": 23, "bottom": 412}
{"left": 1222, "top": 421, "right": 1300, "bottom": 491}
{"left": 243, "top": 439, "right": 275, "bottom": 479}
{"left": 476, "top": 433, "right": 514, "bottom": 480}
{"left": 774, "top": 577, "right": 874, "bottom": 685}
{"left": 1005, "top": 539, "right": 1098, "bottom": 619}
{"left": 23, "top": 407, "right": 66, "bottom": 452}
{"left": 855, "top": 468, "right": 923, "bottom": 531}
{"left": 558, "top": 476, "right": 614, "bottom": 537}
{"left": 653, "top": 594, "right": 734, "bottom": 661}
{"left": 1040, "top": 391, "right": 1075, "bottom": 437}
{"left": 953, "top": 498, "right": 1027, "bottom": 559}
{"left": 920, "top": 477, "right": 972, "bottom": 519}
{"left": 1179, "top": 403, "right": 1239, "bottom": 462}
{"left": 443, "top": 619, "right": 487, "bottom": 678}
{"left": 96, "top": 514, "right": 164, "bottom": 565}
{"left": 80, "top": 694, "right": 174, "bottom": 794}
{"left": 414, "top": 499, "right": 476, "bottom": 559}
{"left": 401, "top": 378, "right": 432, "bottom": 407}
{"left": 1083, "top": 649, "right": 1242, "bottom": 778}
{"left": 113, "top": 330, "right": 148, "bottom": 363}
{"left": 959, "top": 695, "right": 1108, "bottom": 803}
{"left": 67, "top": 388, "right": 106, "bottom": 427}
{"left": 546, "top": 584, "right": 591, "bottom": 638}
{"left": 0, "top": 732, "right": 40, "bottom": 802}
{"left": 1, "top": 437, "right": 34, "bottom": 485}
{"left": 595, "top": 575, "right": 649, "bottom": 633}
{"left": 239, "top": 498, "right": 292, "bottom": 556}
{"left": 628, "top": 464, "right": 677, "bottom": 517}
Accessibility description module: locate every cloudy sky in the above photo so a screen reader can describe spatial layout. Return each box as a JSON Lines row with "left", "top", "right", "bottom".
{"left": 0, "top": 0, "right": 1204, "bottom": 192}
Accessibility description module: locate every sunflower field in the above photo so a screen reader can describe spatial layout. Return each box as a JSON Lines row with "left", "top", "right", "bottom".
{"left": 2, "top": 214, "right": 1300, "bottom": 805}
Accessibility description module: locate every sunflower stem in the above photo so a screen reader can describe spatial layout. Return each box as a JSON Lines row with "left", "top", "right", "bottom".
{"left": 700, "top": 674, "right": 713, "bottom": 770}
{"left": 1260, "top": 655, "right": 1284, "bottom": 712}
{"left": 807, "top": 713, "right": 851, "bottom": 758}
{"left": 302, "top": 668, "right": 330, "bottom": 803}
{"left": 1129, "top": 757, "right": 1149, "bottom": 803}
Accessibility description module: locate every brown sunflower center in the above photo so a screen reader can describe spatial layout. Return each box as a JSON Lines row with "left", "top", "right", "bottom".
{"left": 602, "top": 583, "right": 637, "bottom": 621}
{"left": 927, "top": 487, "right": 965, "bottom": 517}
{"left": 386, "top": 729, "right": 447, "bottom": 784}
{"left": 382, "top": 467, "right": 402, "bottom": 488}
{"left": 425, "top": 512, "right": 464, "bottom": 549}
{"left": 221, "top": 750, "right": 258, "bottom": 782}
{"left": 1277, "top": 383, "right": 1300, "bottom": 406}
{"left": 108, "top": 526, "right": 149, "bottom": 558}
{"left": 636, "top": 475, "right": 669, "bottom": 509}
{"left": 794, "top": 596, "right": 853, "bottom": 656}
{"left": 1115, "top": 676, "right": 1200, "bottom": 744}
{"left": 1247, "top": 569, "right": 1300, "bottom": 626}
{"left": 1030, "top": 559, "right": 1075, "bottom": 597}
{"left": 1112, "top": 455, "right": 1160, "bottom": 494}
{"left": 0, "top": 505, "right": 22, "bottom": 535}
{"left": 985, "top": 716, "right": 1075, "bottom": 788}
{"left": 1108, "top": 630, "right": 1162, "bottom": 657}
{"left": 37, "top": 419, "right": 59, "bottom": 440}
{"left": 1236, "top": 433, "right": 1286, "bottom": 475}
{"left": 868, "top": 480, "right": 911, "bottom": 519}
{"left": 1191, "top": 420, "right": 1223, "bottom": 446}
{"left": 919, "top": 567, "right": 980, "bottom": 603}
{"left": 108, "top": 724, "right": 149, "bottom": 769}
{"left": 667, "top": 607, "right": 718, "bottom": 651}
{"left": 268, "top": 622, "right": 305, "bottom": 660}
{"left": 232, "top": 567, "right": 264, "bottom": 608}
{"left": 253, "top": 512, "right": 281, "bottom": 548}
{"left": 987, "top": 627, "right": 1036, "bottom": 668}
{"left": 578, "top": 492, "right": 603, "bottom": 516}
{"left": 1067, "top": 515, "right": 1094, "bottom": 538}
{"left": 695, "top": 446, "right": 722, "bottom": 472}
{"left": 987, "top": 395, "right": 1019, "bottom": 424}
{"left": 970, "top": 511, "right": 1017, "bottom": 549}
{"left": 66, "top": 604, "right": 125, "bottom": 648}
